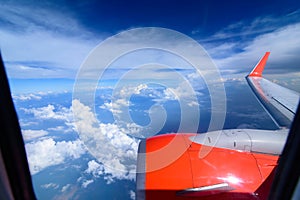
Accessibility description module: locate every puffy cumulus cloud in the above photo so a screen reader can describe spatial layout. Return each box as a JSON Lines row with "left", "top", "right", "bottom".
{"left": 100, "top": 82, "right": 201, "bottom": 120}
{"left": 186, "top": 72, "right": 211, "bottom": 90}
{"left": 19, "top": 104, "right": 74, "bottom": 134}
{"left": 119, "top": 123, "right": 144, "bottom": 138}
{"left": 129, "top": 190, "right": 136, "bottom": 200}
{"left": 99, "top": 101, "right": 113, "bottom": 111}
{"left": 100, "top": 84, "right": 164, "bottom": 122}
{"left": 162, "top": 82, "right": 201, "bottom": 107}
{"left": 72, "top": 99, "right": 139, "bottom": 182}
{"left": 118, "top": 84, "right": 148, "bottom": 97}
{"left": 98, "top": 81, "right": 202, "bottom": 138}
{"left": 101, "top": 84, "right": 149, "bottom": 115}
{"left": 25, "top": 138, "right": 86, "bottom": 175}
{"left": 163, "top": 87, "right": 178, "bottom": 101}
{"left": 157, "top": 82, "right": 202, "bottom": 107}
{"left": 107, "top": 99, "right": 130, "bottom": 115}
{"left": 81, "top": 180, "right": 94, "bottom": 188}
{"left": 22, "top": 104, "right": 73, "bottom": 122}
{"left": 22, "top": 129, "right": 49, "bottom": 141}
{"left": 84, "top": 160, "right": 104, "bottom": 178}
{"left": 81, "top": 159, "right": 129, "bottom": 186}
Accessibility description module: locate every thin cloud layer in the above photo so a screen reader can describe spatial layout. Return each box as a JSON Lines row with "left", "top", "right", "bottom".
{"left": 22, "top": 129, "right": 49, "bottom": 141}
{"left": 1, "top": 3, "right": 299, "bottom": 82}
{"left": 207, "top": 10, "right": 300, "bottom": 42}
{"left": 0, "top": 3, "right": 98, "bottom": 79}
{"left": 208, "top": 22, "right": 300, "bottom": 76}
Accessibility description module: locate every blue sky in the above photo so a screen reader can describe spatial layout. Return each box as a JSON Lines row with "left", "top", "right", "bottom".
{"left": 1, "top": 0, "right": 300, "bottom": 89}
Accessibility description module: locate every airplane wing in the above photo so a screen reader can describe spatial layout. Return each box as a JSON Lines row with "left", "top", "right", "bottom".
{"left": 136, "top": 52, "right": 300, "bottom": 200}
{"left": 246, "top": 52, "right": 300, "bottom": 127}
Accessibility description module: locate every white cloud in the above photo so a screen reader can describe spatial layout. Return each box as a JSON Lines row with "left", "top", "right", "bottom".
{"left": 2, "top": 2, "right": 299, "bottom": 83}
{"left": 25, "top": 138, "right": 86, "bottom": 175}
{"left": 48, "top": 126, "right": 72, "bottom": 133}
{"left": 20, "top": 103, "right": 74, "bottom": 134}
{"left": 100, "top": 82, "right": 201, "bottom": 124}
{"left": 81, "top": 180, "right": 94, "bottom": 188}
{"left": 129, "top": 190, "right": 136, "bottom": 200}
{"left": 13, "top": 93, "right": 42, "bottom": 101}
{"left": 99, "top": 84, "right": 149, "bottom": 115}
{"left": 0, "top": 3, "right": 86, "bottom": 35}
{"left": 53, "top": 185, "right": 80, "bottom": 200}
{"left": 61, "top": 184, "right": 71, "bottom": 193}
{"left": 22, "top": 104, "right": 73, "bottom": 122}
{"left": 99, "top": 102, "right": 113, "bottom": 111}
{"left": 205, "top": 10, "right": 300, "bottom": 43}
{"left": 73, "top": 27, "right": 223, "bottom": 88}
{"left": 12, "top": 91, "right": 57, "bottom": 101}
{"left": 0, "top": 3, "right": 98, "bottom": 79}
{"left": 162, "top": 87, "right": 178, "bottom": 101}
{"left": 243, "top": 23, "right": 300, "bottom": 66}
{"left": 120, "top": 83, "right": 148, "bottom": 96}
{"left": 24, "top": 100, "right": 138, "bottom": 182}
{"left": 19, "top": 120, "right": 38, "bottom": 127}
{"left": 188, "top": 101, "right": 199, "bottom": 107}
{"left": 161, "top": 82, "right": 201, "bottom": 107}
{"left": 104, "top": 176, "right": 114, "bottom": 185}
{"left": 22, "top": 129, "right": 49, "bottom": 141}
{"left": 83, "top": 159, "right": 135, "bottom": 185}
{"left": 84, "top": 160, "right": 104, "bottom": 178}
{"left": 72, "top": 99, "right": 139, "bottom": 182}
{"left": 120, "top": 123, "right": 144, "bottom": 138}
{"left": 41, "top": 183, "right": 59, "bottom": 190}
{"left": 97, "top": 81, "right": 202, "bottom": 138}
{"left": 209, "top": 23, "right": 300, "bottom": 77}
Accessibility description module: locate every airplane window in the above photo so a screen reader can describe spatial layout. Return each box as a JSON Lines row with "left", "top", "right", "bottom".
{"left": 1, "top": 1, "right": 300, "bottom": 200}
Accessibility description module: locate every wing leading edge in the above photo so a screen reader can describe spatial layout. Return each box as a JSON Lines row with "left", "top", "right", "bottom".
{"left": 246, "top": 52, "right": 300, "bottom": 128}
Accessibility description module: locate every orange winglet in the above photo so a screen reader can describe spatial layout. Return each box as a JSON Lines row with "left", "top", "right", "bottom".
{"left": 248, "top": 52, "right": 270, "bottom": 77}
